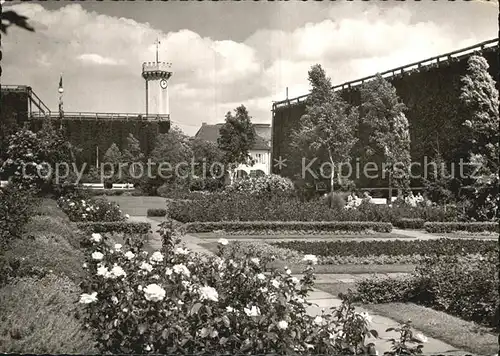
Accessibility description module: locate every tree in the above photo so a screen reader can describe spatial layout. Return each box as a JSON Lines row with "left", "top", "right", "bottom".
{"left": 422, "top": 150, "right": 455, "bottom": 204}
{"left": 291, "top": 64, "right": 358, "bottom": 202}
{"left": 218, "top": 105, "right": 256, "bottom": 182}
{"left": 122, "top": 134, "right": 145, "bottom": 179}
{"left": 459, "top": 54, "right": 499, "bottom": 221}
{"left": 149, "top": 126, "right": 193, "bottom": 185}
{"left": 190, "top": 138, "right": 224, "bottom": 179}
{"left": 103, "top": 143, "right": 122, "bottom": 182}
{"left": 360, "top": 74, "right": 411, "bottom": 202}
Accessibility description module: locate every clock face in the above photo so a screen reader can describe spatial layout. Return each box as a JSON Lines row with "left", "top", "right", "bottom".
{"left": 160, "top": 80, "right": 168, "bottom": 89}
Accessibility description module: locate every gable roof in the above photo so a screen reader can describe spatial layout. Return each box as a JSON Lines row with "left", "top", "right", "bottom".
{"left": 195, "top": 123, "right": 271, "bottom": 150}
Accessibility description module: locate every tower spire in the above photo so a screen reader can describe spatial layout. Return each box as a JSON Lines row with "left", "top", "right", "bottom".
{"left": 155, "top": 37, "right": 160, "bottom": 63}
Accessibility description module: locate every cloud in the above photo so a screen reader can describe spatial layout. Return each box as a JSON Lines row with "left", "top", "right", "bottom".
{"left": 78, "top": 53, "right": 123, "bottom": 66}
{"left": 2, "top": 2, "right": 496, "bottom": 136}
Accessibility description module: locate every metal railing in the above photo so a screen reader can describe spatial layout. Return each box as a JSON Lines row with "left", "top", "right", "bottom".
{"left": 273, "top": 38, "right": 499, "bottom": 109}
{"left": 30, "top": 111, "right": 170, "bottom": 121}
{"left": 1, "top": 85, "right": 51, "bottom": 115}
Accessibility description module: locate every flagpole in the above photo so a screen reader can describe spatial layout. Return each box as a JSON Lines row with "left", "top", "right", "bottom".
{"left": 58, "top": 73, "right": 64, "bottom": 129}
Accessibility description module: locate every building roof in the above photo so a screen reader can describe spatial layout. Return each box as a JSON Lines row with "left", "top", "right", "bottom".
{"left": 195, "top": 123, "right": 271, "bottom": 150}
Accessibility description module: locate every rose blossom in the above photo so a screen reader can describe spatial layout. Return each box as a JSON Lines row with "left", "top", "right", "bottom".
{"left": 79, "top": 292, "right": 98, "bottom": 304}
{"left": 199, "top": 286, "right": 218, "bottom": 302}
{"left": 143, "top": 284, "right": 166, "bottom": 302}
{"left": 92, "top": 251, "right": 104, "bottom": 260}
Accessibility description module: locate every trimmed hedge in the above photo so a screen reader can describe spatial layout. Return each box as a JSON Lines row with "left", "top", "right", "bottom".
{"left": 147, "top": 208, "right": 167, "bottom": 217}
{"left": 424, "top": 221, "right": 499, "bottom": 233}
{"left": 185, "top": 221, "right": 393, "bottom": 233}
{"left": 394, "top": 218, "right": 425, "bottom": 229}
{"left": 76, "top": 222, "right": 151, "bottom": 234}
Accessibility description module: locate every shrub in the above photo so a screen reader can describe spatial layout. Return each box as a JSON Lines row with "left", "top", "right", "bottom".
{"left": 170, "top": 192, "right": 459, "bottom": 223}
{"left": 0, "top": 274, "right": 96, "bottom": 353}
{"left": 394, "top": 218, "right": 425, "bottom": 229}
{"left": 350, "top": 252, "right": 499, "bottom": 329}
{"left": 424, "top": 221, "right": 499, "bottom": 233}
{"left": 77, "top": 224, "right": 403, "bottom": 355}
{"left": 58, "top": 196, "right": 125, "bottom": 222}
{"left": 147, "top": 208, "right": 167, "bottom": 217}
{"left": 226, "top": 174, "right": 295, "bottom": 196}
{"left": 272, "top": 239, "right": 496, "bottom": 258}
{"left": 325, "top": 192, "right": 347, "bottom": 210}
{"left": 76, "top": 221, "right": 151, "bottom": 235}
{"left": 0, "top": 184, "right": 39, "bottom": 249}
{"left": 185, "top": 221, "right": 393, "bottom": 233}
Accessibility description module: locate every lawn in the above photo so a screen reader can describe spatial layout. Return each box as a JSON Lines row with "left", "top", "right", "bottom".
{"left": 105, "top": 196, "right": 167, "bottom": 216}
{"left": 365, "top": 303, "right": 498, "bottom": 355}
{"left": 315, "top": 283, "right": 498, "bottom": 355}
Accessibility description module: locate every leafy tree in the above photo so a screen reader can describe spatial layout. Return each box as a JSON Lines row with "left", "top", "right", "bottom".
{"left": 190, "top": 137, "right": 224, "bottom": 179}
{"left": 459, "top": 54, "right": 499, "bottom": 221}
{"left": 360, "top": 74, "right": 411, "bottom": 201}
{"left": 122, "top": 133, "right": 145, "bottom": 179}
{"left": 422, "top": 151, "right": 455, "bottom": 205}
{"left": 218, "top": 105, "right": 256, "bottom": 182}
{"left": 103, "top": 143, "right": 122, "bottom": 182}
{"left": 149, "top": 126, "right": 193, "bottom": 186}
{"left": 103, "top": 143, "right": 123, "bottom": 165}
{"left": 291, "top": 64, "right": 358, "bottom": 202}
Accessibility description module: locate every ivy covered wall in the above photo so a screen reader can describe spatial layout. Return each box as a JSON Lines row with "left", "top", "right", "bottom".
{"left": 272, "top": 46, "right": 498, "bottom": 190}
{"left": 29, "top": 118, "right": 170, "bottom": 167}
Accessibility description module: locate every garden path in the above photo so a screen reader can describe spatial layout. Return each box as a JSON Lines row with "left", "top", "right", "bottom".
{"left": 129, "top": 216, "right": 470, "bottom": 355}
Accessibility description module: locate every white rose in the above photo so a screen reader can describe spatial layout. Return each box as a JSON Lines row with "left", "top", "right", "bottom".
{"left": 413, "top": 332, "right": 428, "bottom": 343}
{"left": 143, "top": 283, "right": 166, "bottom": 302}
{"left": 97, "top": 265, "right": 111, "bottom": 278}
{"left": 114, "top": 244, "right": 122, "bottom": 251}
{"left": 218, "top": 238, "right": 228, "bottom": 246}
{"left": 271, "top": 279, "right": 280, "bottom": 289}
{"left": 303, "top": 254, "right": 318, "bottom": 265}
{"left": 92, "top": 251, "right": 104, "bottom": 260}
{"left": 256, "top": 273, "right": 266, "bottom": 281}
{"left": 244, "top": 305, "right": 261, "bottom": 317}
{"left": 125, "top": 214, "right": 130, "bottom": 219}
{"left": 174, "top": 247, "right": 189, "bottom": 255}
{"left": 173, "top": 264, "right": 190, "bottom": 277}
{"left": 91, "top": 233, "right": 102, "bottom": 243}
{"left": 79, "top": 292, "right": 98, "bottom": 304}
{"left": 277, "top": 320, "right": 288, "bottom": 330}
{"left": 165, "top": 268, "right": 173, "bottom": 276}
{"left": 124, "top": 251, "right": 135, "bottom": 260}
{"left": 150, "top": 251, "right": 164, "bottom": 263}
{"left": 140, "top": 262, "right": 153, "bottom": 272}
{"left": 226, "top": 306, "right": 234, "bottom": 313}
{"left": 199, "top": 286, "right": 218, "bottom": 302}
{"left": 313, "top": 315, "right": 324, "bottom": 326}
{"left": 111, "top": 296, "right": 119, "bottom": 304}
{"left": 250, "top": 257, "right": 260, "bottom": 266}
{"left": 111, "top": 264, "right": 126, "bottom": 278}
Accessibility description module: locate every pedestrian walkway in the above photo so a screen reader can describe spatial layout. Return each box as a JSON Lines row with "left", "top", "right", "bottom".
{"left": 128, "top": 216, "right": 471, "bottom": 355}
{"left": 306, "top": 288, "right": 470, "bottom": 355}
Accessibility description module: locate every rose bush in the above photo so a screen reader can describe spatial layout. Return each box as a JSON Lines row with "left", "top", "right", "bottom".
{"left": 77, "top": 223, "right": 425, "bottom": 354}
{"left": 57, "top": 196, "right": 125, "bottom": 222}
{"left": 225, "top": 174, "right": 295, "bottom": 196}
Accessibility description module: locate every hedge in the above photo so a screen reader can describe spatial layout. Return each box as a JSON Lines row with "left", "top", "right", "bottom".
{"left": 424, "top": 222, "right": 499, "bottom": 233}
{"left": 147, "top": 208, "right": 167, "bottom": 217}
{"left": 76, "top": 222, "right": 151, "bottom": 234}
{"left": 185, "top": 221, "right": 393, "bottom": 233}
{"left": 394, "top": 218, "right": 425, "bottom": 229}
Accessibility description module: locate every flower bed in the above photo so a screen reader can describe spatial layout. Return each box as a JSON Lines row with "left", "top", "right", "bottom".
{"left": 58, "top": 196, "right": 125, "bottom": 222}
{"left": 77, "top": 224, "right": 427, "bottom": 355}
{"left": 349, "top": 252, "right": 499, "bottom": 329}
{"left": 147, "top": 208, "right": 167, "bottom": 217}
{"left": 271, "top": 239, "right": 496, "bottom": 258}
{"left": 185, "top": 221, "right": 393, "bottom": 234}
{"left": 170, "top": 192, "right": 458, "bottom": 223}
{"left": 77, "top": 222, "right": 151, "bottom": 235}
{"left": 424, "top": 221, "right": 499, "bottom": 233}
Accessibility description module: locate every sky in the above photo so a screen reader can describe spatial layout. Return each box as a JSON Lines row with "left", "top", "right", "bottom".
{"left": 2, "top": 0, "right": 498, "bottom": 136}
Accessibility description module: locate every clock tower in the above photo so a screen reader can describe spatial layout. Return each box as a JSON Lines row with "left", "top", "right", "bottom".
{"left": 142, "top": 38, "right": 173, "bottom": 117}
